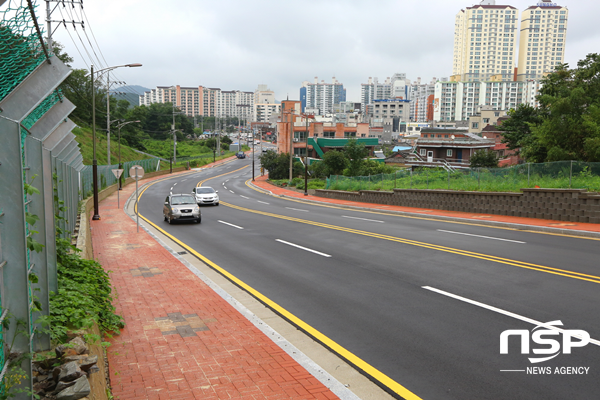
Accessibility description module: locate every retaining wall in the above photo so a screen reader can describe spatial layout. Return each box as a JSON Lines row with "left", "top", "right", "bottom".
{"left": 314, "top": 188, "right": 600, "bottom": 223}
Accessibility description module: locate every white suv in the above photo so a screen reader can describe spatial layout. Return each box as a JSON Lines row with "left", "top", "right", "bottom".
{"left": 192, "top": 186, "right": 219, "bottom": 206}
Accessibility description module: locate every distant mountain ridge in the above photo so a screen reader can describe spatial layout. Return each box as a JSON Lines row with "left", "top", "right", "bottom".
{"left": 112, "top": 85, "right": 150, "bottom": 107}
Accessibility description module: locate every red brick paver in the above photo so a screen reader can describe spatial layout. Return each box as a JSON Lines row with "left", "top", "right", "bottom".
{"left": 252, "top": 174, "right": 600, "bottom": 235}
{"left": 91, "top": 167, "right": 339, "bottom": 400}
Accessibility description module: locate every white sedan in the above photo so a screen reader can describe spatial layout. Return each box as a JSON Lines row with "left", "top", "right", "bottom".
{"left": 192, "top": 186, "right": 219, "bottom": 206}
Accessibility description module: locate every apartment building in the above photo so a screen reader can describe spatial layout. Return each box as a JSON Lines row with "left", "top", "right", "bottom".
{"left": 433, "top": 79, "right": 541, "bottom": 121}
{"left": 139, "top": 85, "right": 254, "bottom": 119}
{"left": 406, "top": 78, "right": 438, "bottom": 122}
{"left": 516, "top": 1, "right": 568, "bottom": 81}
{"left": 300, "top": 77, "right": 346, "bottom": 115}
{"left": 453, "top": 1, "right": 519, "bottom": 82}
{"left": 360, "top": 73, "right": 408, "bottom": 112}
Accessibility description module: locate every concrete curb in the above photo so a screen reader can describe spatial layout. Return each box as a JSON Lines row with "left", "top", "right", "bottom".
{"left": 248, "top": 182, "right": 600, "bottom": 240}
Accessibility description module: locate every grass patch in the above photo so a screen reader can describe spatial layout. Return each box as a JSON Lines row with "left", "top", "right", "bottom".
{"left": 327, "top": 164, "right": 600, "bottom": 193}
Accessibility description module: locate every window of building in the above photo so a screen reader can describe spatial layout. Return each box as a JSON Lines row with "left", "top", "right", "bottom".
{"left": 447, "top": 149, "right": 453, "bottom": 157}
{"left": 420, "top": 148, "right": 426, "bottom": 156}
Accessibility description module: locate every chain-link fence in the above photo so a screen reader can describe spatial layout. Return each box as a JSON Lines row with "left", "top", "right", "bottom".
{"left": 326, "top": 161, "right": 600, "bottom": 193}
{"left": 1, "top": 1, "right": 78, "bottom": 397}
{"left": 80, "top": 158, "right": 161, "bottom": 199}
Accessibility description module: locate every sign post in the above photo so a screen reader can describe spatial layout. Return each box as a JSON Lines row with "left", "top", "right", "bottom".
{"left": 111, "top": 169, "right": 124, "bottom": 209}
{"left": 129, "top": 165, "right": 145, "bottom": 232}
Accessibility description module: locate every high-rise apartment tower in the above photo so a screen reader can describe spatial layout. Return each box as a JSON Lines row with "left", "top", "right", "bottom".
{"left": 516, "top": 1, "right": 568, "bottom": 81}
{"left": 453, "top": 1, "right": 519, "bottom": 82}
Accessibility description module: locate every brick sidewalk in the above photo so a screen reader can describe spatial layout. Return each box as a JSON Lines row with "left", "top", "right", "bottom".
{"left": 252, "top": 175, "right": 600, "bottom": 235}
{"left": 91, "top": 174, "right": 339, "bottom": 400}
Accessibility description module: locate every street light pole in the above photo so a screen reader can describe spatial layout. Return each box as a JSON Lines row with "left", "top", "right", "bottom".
{"left": 288, "top": 110, "right": 293, "bottom": 183}
{"left": 252, "top": 128, "right": 255, "bottom": 181}
{"left": 91, "top": 62, "right": 142, "bottom": 221}
{"left": 106, "top": 71, "right": 111, "bottom": 164}
{"left": 92, "top": 64, "right": 100, "bottom": 220}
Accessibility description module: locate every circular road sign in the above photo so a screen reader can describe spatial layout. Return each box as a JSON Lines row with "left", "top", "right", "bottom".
{"left": 129, "top": 165, "right": 145, "bottom": 180}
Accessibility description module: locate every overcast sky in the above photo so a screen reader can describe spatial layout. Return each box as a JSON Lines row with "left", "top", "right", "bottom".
{"left": 50, "top": 0, "right": 597, "bottom": 102}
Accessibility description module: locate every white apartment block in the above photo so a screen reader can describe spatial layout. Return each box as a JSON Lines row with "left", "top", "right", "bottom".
{"left": 255, "top": 103, "right": 280, "bottom": 124}
{"left": 517, "top": 1, "right": 568, "bottom": 81}
{"left": 218, "top": 90, "right": 254, "bottom": 121}
{"left": 254, "top": 84, "right": 275, "bottom": 105}
{"left": 301, "top": 77, "right": 346, "bottom": 115}
{"left": 433, "top": 79, "right": 543, "bottom": 122}
{"left": 453, "top": 1, "right": 519, "bottom": 82}
{"left": 406, "top": 77, "right": 439, "bottom": 123}
{"left": 360, "top": 73, "right": 407, "bottom": 112}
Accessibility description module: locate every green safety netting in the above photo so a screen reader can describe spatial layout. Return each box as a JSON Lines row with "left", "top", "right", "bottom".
{"left": 0, "top": 0, "right": 50, "bottom": 103}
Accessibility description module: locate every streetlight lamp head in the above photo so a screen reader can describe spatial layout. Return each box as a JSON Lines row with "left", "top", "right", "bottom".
{"left": 127, "top": 63, "right": 143, "bottom": 68}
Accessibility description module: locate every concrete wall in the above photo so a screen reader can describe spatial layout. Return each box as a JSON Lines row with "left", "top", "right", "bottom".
{"left": 314, "top": 188, "right": 600, "bottom": 223}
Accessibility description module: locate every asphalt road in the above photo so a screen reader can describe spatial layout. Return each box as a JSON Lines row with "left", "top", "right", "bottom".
{"left": 136, "top": 153, "right": 600, "bottom": 400}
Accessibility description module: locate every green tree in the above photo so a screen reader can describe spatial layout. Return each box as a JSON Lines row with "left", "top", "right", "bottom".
{"left": 259, "top": 151, "right": 303, "bottom": 180}
{"left": 319, "top": 150, "right": 349, "bottom": 177}
{"left": 360, "top": 159, "right": 395, "bottom": 176}
{"left": 470, "top": 149, "right": 499, "bottom": 168}
{"left": 343, "top": 139, "right": 369, "bottom": 176}
{"left": 499, "top": 104, "right": 544, "bottom": 162}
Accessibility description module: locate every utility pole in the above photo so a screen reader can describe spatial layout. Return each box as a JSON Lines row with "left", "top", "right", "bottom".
{"left": 288, "top": 108, "right": 294, "bottom": 183}
{"left": 172, "top": 103, "right": 177, "bottom": 164}
{"left": 46, "top": 0, "right": 84, "bottom": 52}
{"left": 107, "top": 71, "right": 111, "bottom": 164}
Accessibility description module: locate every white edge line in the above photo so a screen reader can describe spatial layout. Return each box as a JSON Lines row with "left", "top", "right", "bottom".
{"left": 276, "top": 239, "right": 332, "bottom": 258}
{"left": 343, "top": 216, "right": 384, "bottom": 223}
{"left": 123, "top": 204, "right": 360, "bottom": 399}
{"left": 422, "top": 286, "right": 600, "bottom": 346}
{"left": 437, "top": 229, "right": 526, "bottom": 244}
{"left": 286, "top": 207, "right": 309, "bottom": 212}
{"left": 218, "top": 220, "right": 244, "bottom": 230}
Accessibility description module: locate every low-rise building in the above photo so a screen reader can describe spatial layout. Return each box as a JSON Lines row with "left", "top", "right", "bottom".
{"left": 408, "top": 128, "right": 495, "bottom": 169}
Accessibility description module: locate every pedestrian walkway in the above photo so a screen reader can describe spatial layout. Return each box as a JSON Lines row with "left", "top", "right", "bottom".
{"left": 251, "top": 175, "right": 600, "bottom": 236}
{"left": 91, "top": 172, "right": 340, "bottom": 400}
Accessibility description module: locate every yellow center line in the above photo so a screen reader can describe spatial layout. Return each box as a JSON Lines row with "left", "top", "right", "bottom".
{"left": 220, "top": 200, "right": 600, "bottom": 285}
{"left": 244, "top": 180, "right": 600, "bottom": 241}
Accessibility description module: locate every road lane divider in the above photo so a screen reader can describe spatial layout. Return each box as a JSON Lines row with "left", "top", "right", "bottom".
{"left": 422, "top": 286, "right": 600, "bottom": 347}
{"left": 220, "top": 201, "right": 600, "bottom": 285}
{"left": 218, "top": 220, "right": 244, "bottom": 230}
{"left": 343, "top": 215, "right": 385, "bottom": 223}
{"left": 437, "top": 230, "right": 526, "bottom": 244}
{"left": 275, "top": 239, "right": 332, "bottom": 258}
{"left": 134, "top": 179, "right": 424, "bottom": 400}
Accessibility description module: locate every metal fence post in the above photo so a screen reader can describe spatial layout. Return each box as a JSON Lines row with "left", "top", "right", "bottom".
{"left": 447, "top": 169, "right": 450, "bottom": 190}
{"left": 528, "top": 163, "right": 530, "bottom": 186}
{"left": 478, "top": 168, "right": 481, "bottom": 189}
{"left": 570, "top": 160, "right": 573, "bottom": 188}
